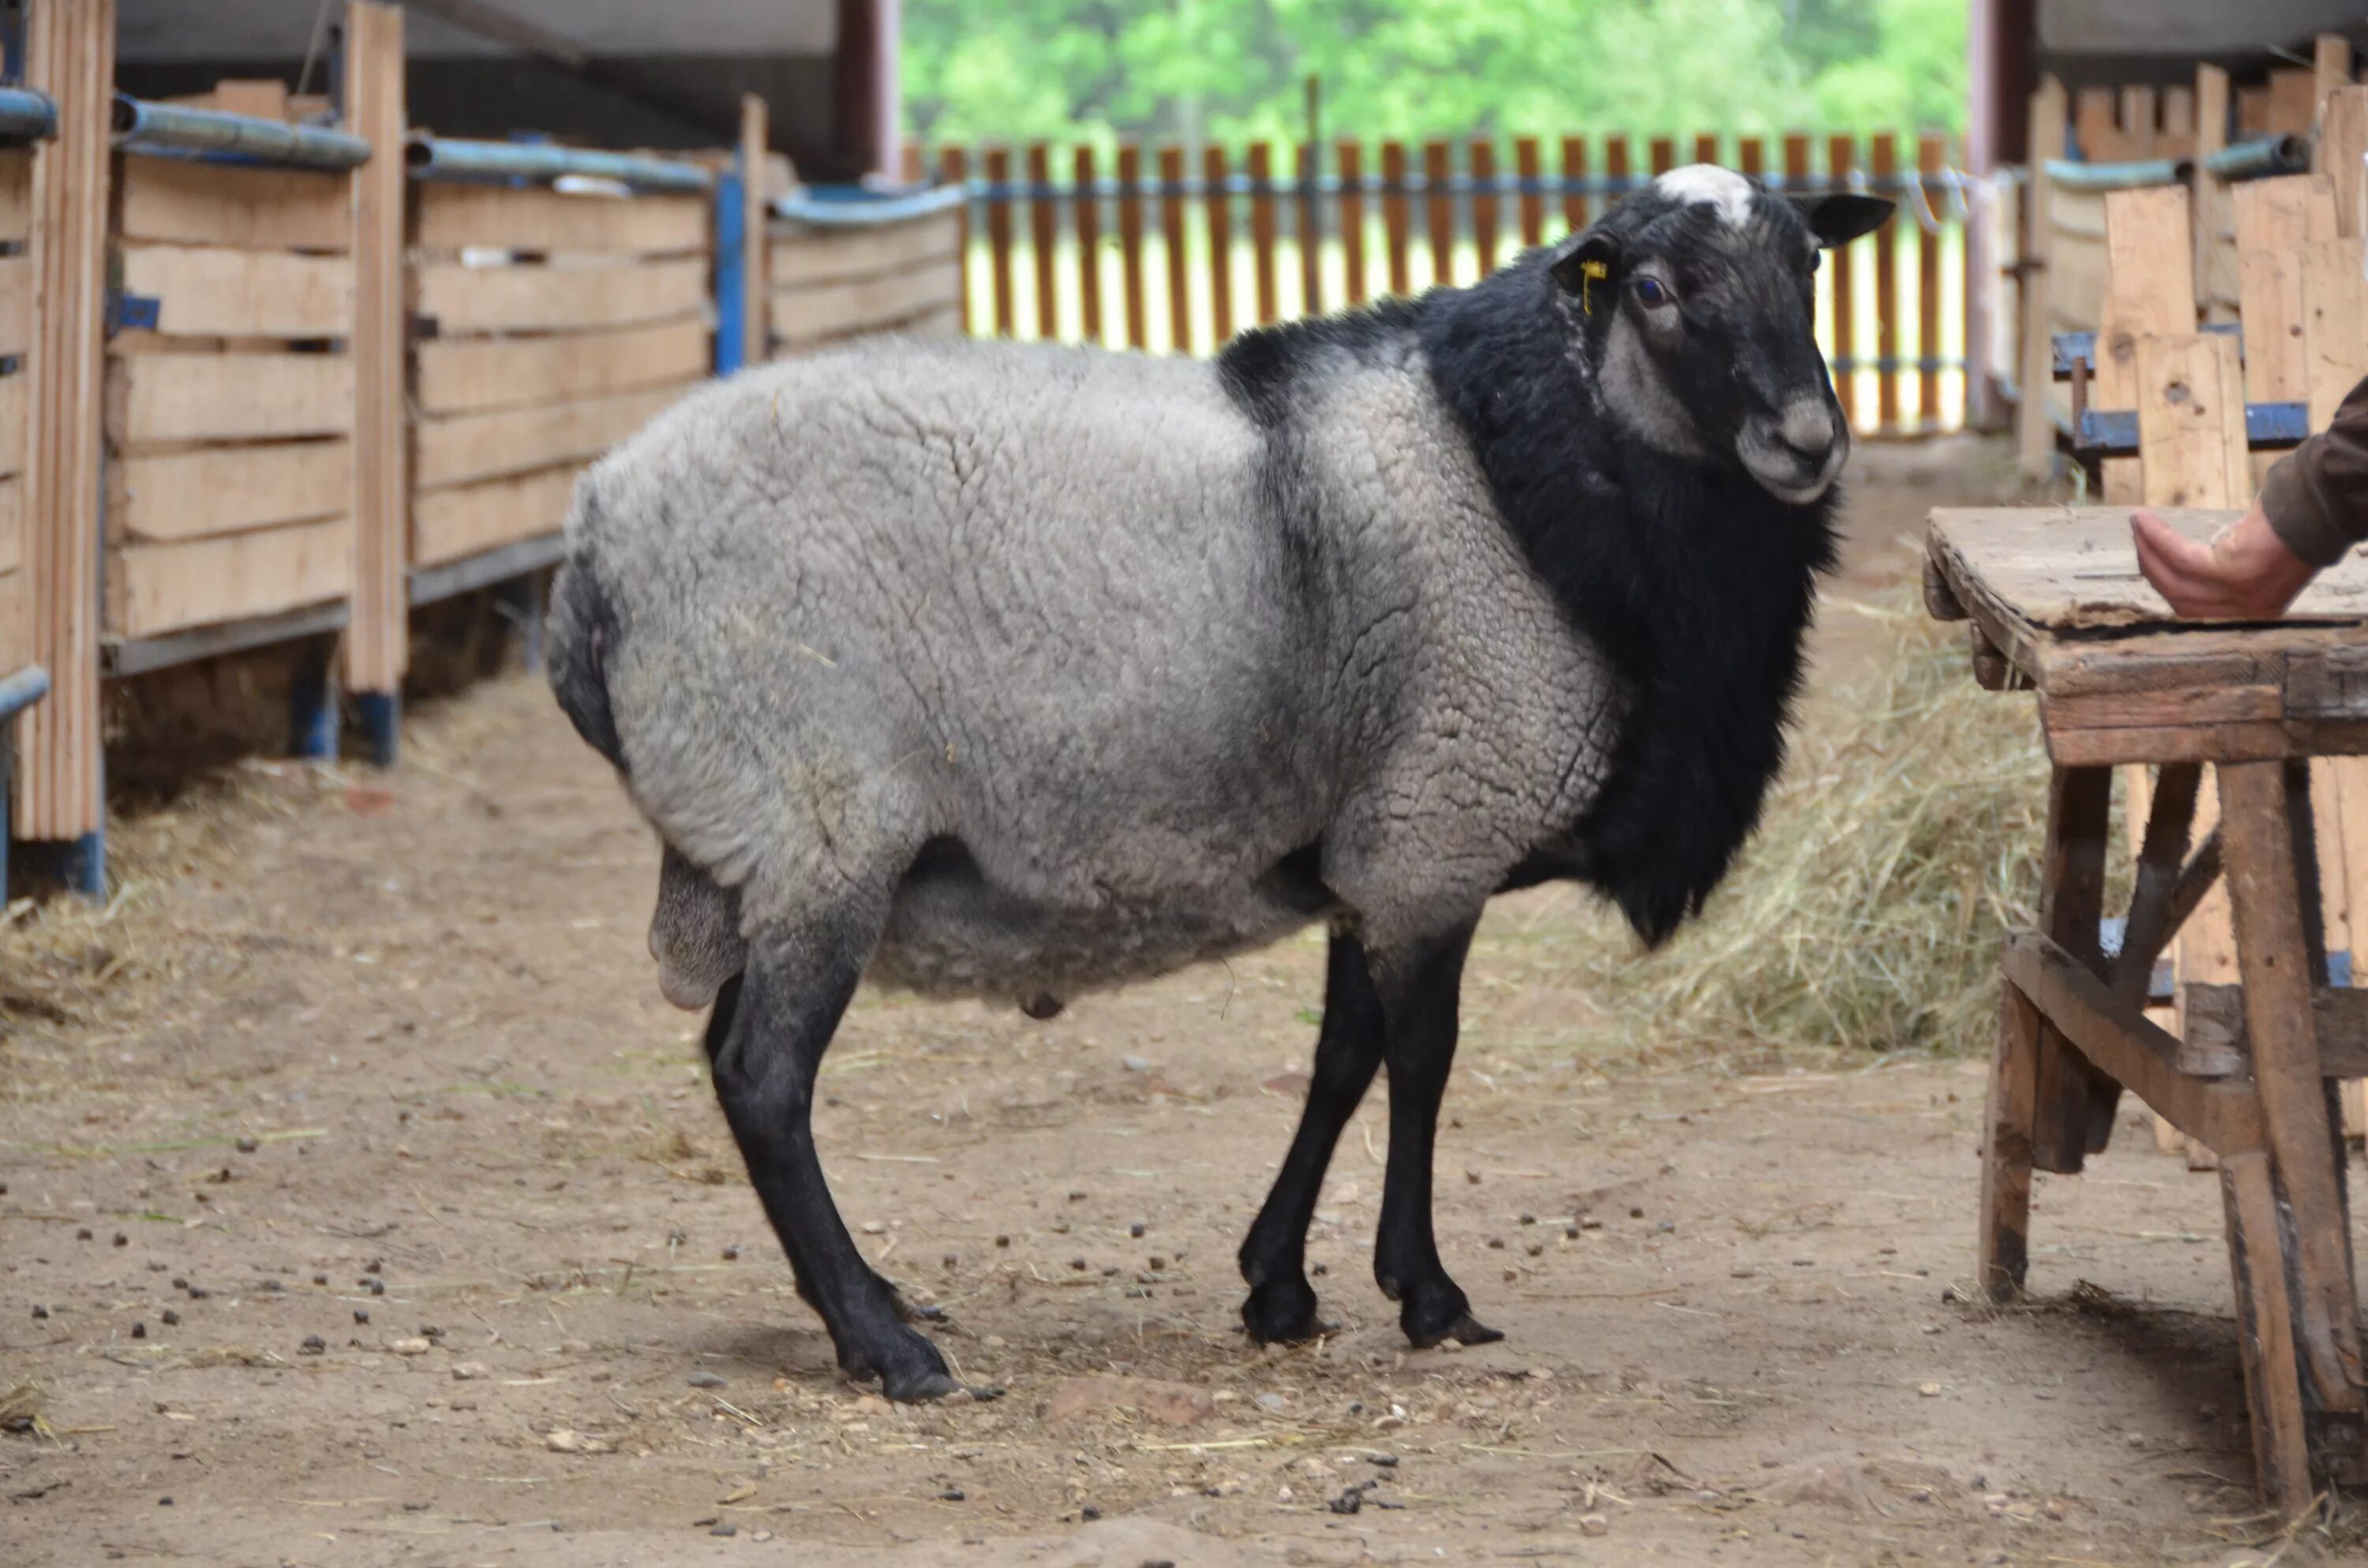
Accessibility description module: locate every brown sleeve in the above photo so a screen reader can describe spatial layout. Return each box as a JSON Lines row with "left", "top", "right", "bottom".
{"left": 2262, "top": 375, "right": 2368, "bottom": 567}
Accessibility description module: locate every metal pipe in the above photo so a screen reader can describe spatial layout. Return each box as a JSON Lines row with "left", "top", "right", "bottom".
{"left": 0, "top": 88, "right": 57, "bottom": 143}
{"left": 954, "top": 170, "right": 1966, "bottom": 204}
{"left": 0, "top": 664, "right": 50, "bottom": 724}
{"left": 2203, "top": 133, "right": 2312, "bottom": 182}
{"left": 2041, "top": 155, "right": 2194, "bottom": 192}
{"left": 405, "top": 134, "right": 713, "bottom": 193}
{"left": 770, "top": 183, "right": 966, "bottom": 228}
{"left": 112, "top": 96, "right": 370, "bottom": 170}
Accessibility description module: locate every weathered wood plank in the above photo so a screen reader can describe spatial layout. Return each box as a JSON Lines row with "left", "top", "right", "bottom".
{"left": 767, "top": 215, "right": 961, "bottom": 293}
{"left": 344, "top": 0, "right": 407, "bottom": 695}
{"left": 0, "top": 148, "right": 29, "bottom": 243}
{"left": 2216, "top": 760, "right": 2368, "bottom": 1461}
{"left": 412, "top": 316, "right": 709, "bottom": 417}
{"left": 2221, "top": 1149, "right": 2317, "bottom": 1517}
{"left": 0, "top": 372, "right": 25, "bottom": 479}
{"left": 1980, "top": 979, "right": 2042, "bottom": 1297}
{"left": 2179, "top": 982, "right": 2368, "bottom": 1077}
{"left": 2134, "top": 333, "right": 2248, "bottom": 510}
{"left": 414, "top": 384, "right": 682, "bottom": 491}
{"left": 116, "top": 244, "right": 353, "bottom": 338}
{"left": 103, "top": 514, "right": 352, "bottom": 638}
{"left": 0, "top": 565, "right": 22, "bottom": 672}
{"left": 414, "top": 255, "right": 708, "bottom": 335}
{"left": 410, "top": 464, "right": 578, "bottom": 567}
{"left": 16, "top": 0, "right": 118, "bottom": 840}
{"left": 115, "top": 156, "right": 350, "bottom": 251}
{"left": 2018, "top": 76, "right": 2068, "bottom": 477}
{"left": 106, "top": 351, "right": 352, "bottom": 445}
{"left": 414, "top": 183, "right": 707, "bottom": 255}
{"left": 0, "top": 474, "right": 18, "bottom": 575}
{"left": 2001, "top": 930, "right": 2263, "bottom": 1155}
{"left": 107, "top": 439, "right": 349, "bottom": 543}
{"left": 2301, "top": 238, "right": 2368, "bottom": 432}
{"left": 771, "top": 263, "right": 963, "bottom": 347}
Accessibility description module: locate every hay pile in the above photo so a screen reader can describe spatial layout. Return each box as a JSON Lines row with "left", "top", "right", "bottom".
{"left": 1563, "top": 588, "right": 2059, "bottom": 1060}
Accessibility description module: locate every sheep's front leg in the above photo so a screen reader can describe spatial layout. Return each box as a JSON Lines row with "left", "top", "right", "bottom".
{"left": 1370, "top": 921, "right": 1504, "bottom": 1349}
{"left": 704, "top": 919, "right": 971, "bottom": 1402}
{"left": 1238, "top": 926, "right": 1385, "bottom": 1343}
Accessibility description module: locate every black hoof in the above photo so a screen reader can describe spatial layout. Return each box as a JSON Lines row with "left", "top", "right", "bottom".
{"left": 879, "top": 1365, "right": 965, "bottom": 1403}
{"left": 1418, "top": 1310, "right": 1504, "bottom": 1349}
{"left": 1400, "top": 1281, "right": 1503, "bottom": 1349}
{"left": 1242, "top": 1276, "right": 1333, "bottom": 1345}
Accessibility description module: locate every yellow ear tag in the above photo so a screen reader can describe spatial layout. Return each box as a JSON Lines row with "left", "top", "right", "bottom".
{"left": 1579, "top": 258, "right": 1609, "bottom": 316}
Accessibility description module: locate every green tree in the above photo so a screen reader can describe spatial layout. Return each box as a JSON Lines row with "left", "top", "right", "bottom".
{"left": 902, "top": 0, "right": 1966, "bottom": 147}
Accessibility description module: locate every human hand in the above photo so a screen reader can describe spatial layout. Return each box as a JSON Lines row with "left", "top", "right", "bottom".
{"left": 2130, "top": 504, "right": 2321, "bottom": 619}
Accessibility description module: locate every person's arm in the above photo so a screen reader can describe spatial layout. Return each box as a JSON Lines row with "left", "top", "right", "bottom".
{"left": 2130, "top": 372, "right": 2368, "bottom": 618}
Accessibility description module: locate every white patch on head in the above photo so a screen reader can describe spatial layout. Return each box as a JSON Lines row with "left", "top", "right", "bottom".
{"left": 1654, "top": 163, "right": 1756, "bottom": 228}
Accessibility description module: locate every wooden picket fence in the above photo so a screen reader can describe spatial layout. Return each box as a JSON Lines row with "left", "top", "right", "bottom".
{"left": 917, "top": 130, "right": 1968, "bottom": 436}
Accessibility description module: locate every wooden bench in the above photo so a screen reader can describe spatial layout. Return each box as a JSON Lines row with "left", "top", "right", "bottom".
{"left": 1928, "top": 503, "right": 2368, "bottom": 1519}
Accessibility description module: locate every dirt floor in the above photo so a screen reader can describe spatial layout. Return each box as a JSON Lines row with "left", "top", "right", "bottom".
{"left": 3, "top": 441, "right": 2360, "bottom": 1566}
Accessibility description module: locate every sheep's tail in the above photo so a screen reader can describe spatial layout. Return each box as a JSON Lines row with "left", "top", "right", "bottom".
{"left": 546, "top": 542, "right": 628, "bottom": 774}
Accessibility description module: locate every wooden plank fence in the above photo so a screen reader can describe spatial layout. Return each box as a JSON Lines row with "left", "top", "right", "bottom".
{"left": 922, "top": 131, "right": 1969, "bottom": 436}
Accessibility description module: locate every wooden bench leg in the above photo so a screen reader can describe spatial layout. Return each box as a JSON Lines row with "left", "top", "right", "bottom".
{"left": 2221, "top": 1148, "right": 2317, "bottom": 1518}
{"left": 2033, "top": 765, "right": 2116, "bottom": 1172}
{"left": 2219, "top": 759, "right": 2368, "bottom": 1507}
{"left": 1980, "top": 979, "right": 2042, "bottom": 1299}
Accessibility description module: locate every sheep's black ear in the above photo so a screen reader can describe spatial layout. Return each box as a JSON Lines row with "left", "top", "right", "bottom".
{"left": 1791, "top": 193, "right": 1894, "bottom": 248}
{"left": 1547, "top": 228, "right": 1621, "bottom": 298}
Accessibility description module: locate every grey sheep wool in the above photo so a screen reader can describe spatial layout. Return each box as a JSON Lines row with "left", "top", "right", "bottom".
{"left": 553, "top": 333, "right": 1618, "bottom": 1005}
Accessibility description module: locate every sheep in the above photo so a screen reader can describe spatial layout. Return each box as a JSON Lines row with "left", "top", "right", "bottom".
{"left": 549, "top": 166, "right": 1894, "bottom": 1401}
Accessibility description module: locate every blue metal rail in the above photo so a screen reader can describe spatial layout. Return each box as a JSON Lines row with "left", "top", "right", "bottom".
{"left": 0, "top": 87, "right": 56, "bottom": 143}
{"left": 112, "top": 95, "right": 370, "bottom": 170}
{"left": 406, "top": 134, "right": 713, "bottom": 193}
{"left": 958, "top": 169, "right": 1968, "bottom": 206}
{"left": 0, "top": 664, "right": 51, "bottom": 904}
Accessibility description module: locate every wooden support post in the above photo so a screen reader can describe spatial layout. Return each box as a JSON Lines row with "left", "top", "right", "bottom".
{"left": 983, "top": 146, "right": 1015, "bottom": 337}
{"left": 1917, "top": 133, "right": 1943, "bottom": 431}
{"left": 2196, "top": 65, "right": 2233, "bottom": 322}
{"left": 1331, "top": 140, "right": 1360, "bottom": 309}
{"left": 1828, "top": 133, "right": 1860, "bottom": 432}
{"left": 343, "top": 2, "right": 407, "bottom": 731}
{"left": 737, "top": 94, "right": 768, "bottom": 365}
{"left": 1514, "top": 136, "right": 1543, "bottom": 249}
{"left": 1422, "top": 139, "right": 1452, "bottom": 290}
{"left": 16, "top": 0, "right": 114, "bottom": 875}
{"left": 1295, "top": 141, "right": 1321, "bottom": 320}
{"left": 1115, "top": 144, "right": 1145, "bottom": 350}
{"left": 1027, "top": 143, "right": 1058, "bottom": 341}
{"left": 1380, "top": 140, "right": 1410, "bottom": 298}
{"left": 2317, "top": 33, "right": 2355, "bottom": 129}
{"left": 2221, "top": 1149, "right": 2317, "bottom": 1517}
{"left": 1204, "top": 144, "right": 1235, "bottom": 339}
{"left": 1979, "top": 976, "right": 2043, "bottom": 1297}
{"left": 1468, "top": 137, "right": 1497, "bottom": 278}
{"left": 1073, "top": 145, "right": 1101, "bottom": 346}
{"left": 1692, "top": 131, "right": 1718, "bottom": 168}
{"left": 1872, "top": 133, "right": 1901, "bottom": 433}
{"left": 2017, "top": 77, "right": 2066, "bottom": 481}
{"left": 1561, "top": 135, "right": 1588, "bottom": 236}
{"left": 2222, "top": 762, "right": 2368, "bottom": 1434}
{"left": 1647, "top": 135, "right": 1675, "bottom": 176}
{"left": 2031, "top": 765, "right": 2114, "bottom": 1172}
{"left": 939, "top": 146, "right": 971, "bottom": 333}
{"left": 2317, "top": 86, "right": 2368, "bottom": 240}
{"left": 1158, "top": 145, "right": 1189, "bottom": 352}
{"left": 1248, "top": 141, "right": 1278, "bottom": 324}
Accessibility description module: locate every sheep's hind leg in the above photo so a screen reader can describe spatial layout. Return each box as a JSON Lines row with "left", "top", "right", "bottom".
{"left": 1238, "top": 927, "right": 1385, "bottom": 1343}
{"left": 1370, "top": 920, "right": 1503, "bottom": 1349}
{"left": 701, "top": 982, "right": 942, "bottom": 1331}
{"left": 703, "top": 915, "right": 981, "bottom": 1403}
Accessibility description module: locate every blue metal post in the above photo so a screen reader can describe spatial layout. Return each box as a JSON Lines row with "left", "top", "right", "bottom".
{"left": 714, "top": 163, "right": 747, "bottom": 377}
{"left": 289, "top": 639, "right": 341, "bottom": 762}
{"left": 355, "top": 692, "right": 400, "bottom": 769}
{"left": 66, "top": 830, "right": 103, "bottom": 898}
{"left": 2, "top": 718, "right": 11, "bottom": 905}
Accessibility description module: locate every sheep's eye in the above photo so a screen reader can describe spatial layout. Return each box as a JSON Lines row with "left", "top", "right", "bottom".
{"left": 1634, "top": 277, "right": 1676, "bottom": 309}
